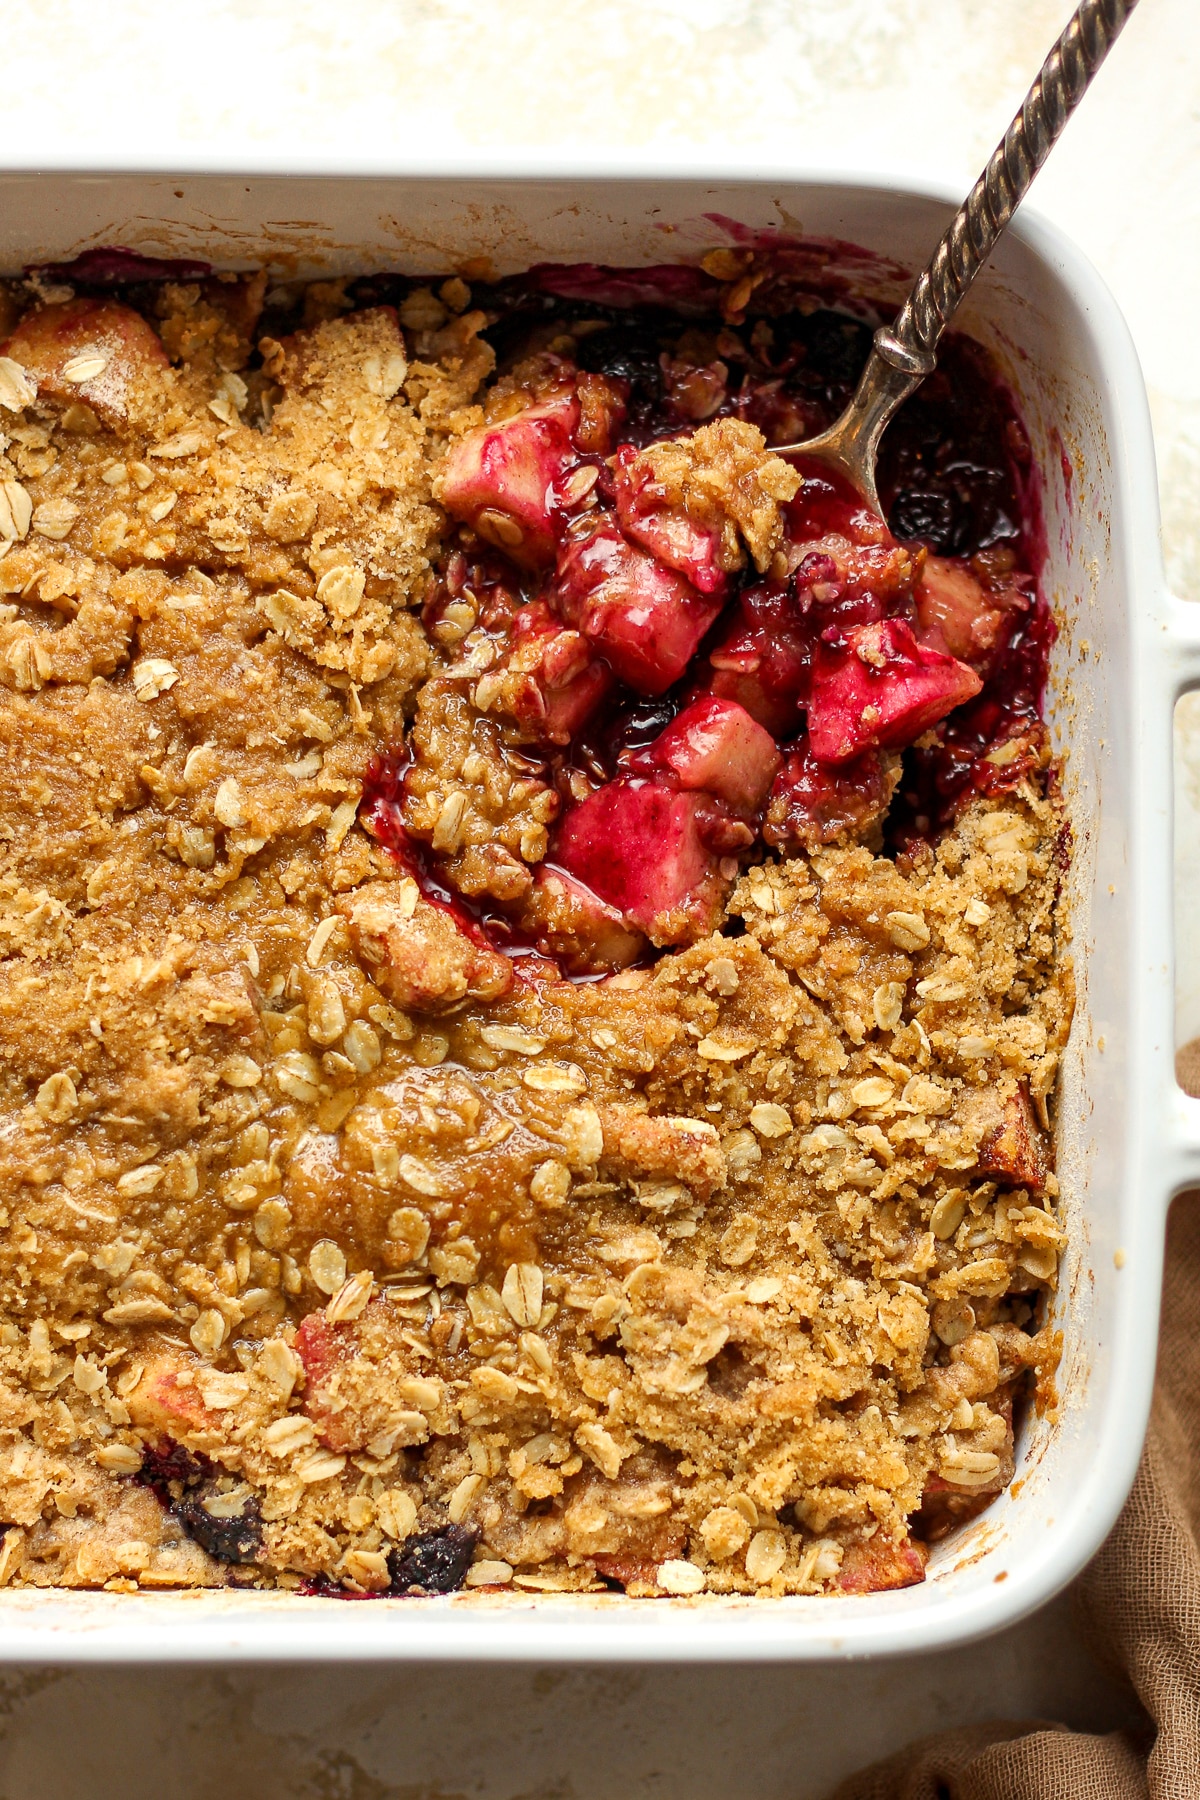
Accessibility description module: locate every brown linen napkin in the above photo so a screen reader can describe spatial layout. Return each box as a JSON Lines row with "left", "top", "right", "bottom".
{"left": 832, "top": 1192, "right": 1200, "bottom": 1799}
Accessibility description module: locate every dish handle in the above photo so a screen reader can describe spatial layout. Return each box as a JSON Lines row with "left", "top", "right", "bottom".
{"left": 1163, "top": 592, "right": 1200, "bottom": 1195}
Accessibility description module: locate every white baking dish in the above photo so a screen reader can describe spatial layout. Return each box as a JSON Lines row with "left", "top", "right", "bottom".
{"left": 0, "top": 165, "right": 1197, "bottom": 1663}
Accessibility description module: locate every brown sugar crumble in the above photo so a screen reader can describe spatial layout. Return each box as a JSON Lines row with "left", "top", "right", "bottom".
{"left": 0, "top": 252, "right": 1070, "bottom": 1600}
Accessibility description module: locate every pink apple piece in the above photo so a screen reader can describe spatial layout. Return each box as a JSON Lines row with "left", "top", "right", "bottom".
{"left": 555, "top": 778, "right": 717, "bottom": 938}
{"left": 554, "top": 515, "right": 722, "bottom": 696}
{"left": 806, "top": 618, "right": 982, "bottom": 764}
{"left": 3, "top": 297, "right": 169, "bottom": 427}
{"left": 439, "top": 389, "right": 581, "bottom": 567}
{"left": 612, "top": 447, "right": 730, "bottom": 598}
{"left": 703, "top": 582, "right": 813, "bottom": 736}
{"left": 650, "top": 695, "right": 781, "bottom": 813}
{"left": 507, "top": 601, "right": 614, "bottom": 745}
{"left": 524, "top": 865, "right": 646, "bottom": 974}
{"left": 915, "top": 555, "right": 1019, "bottom": 667}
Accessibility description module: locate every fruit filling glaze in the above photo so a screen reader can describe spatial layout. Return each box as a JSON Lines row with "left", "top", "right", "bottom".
{"left": 0, "top": 245, "right": 1069, "bottom": 1598}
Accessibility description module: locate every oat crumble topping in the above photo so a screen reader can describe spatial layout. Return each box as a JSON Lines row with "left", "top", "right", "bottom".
{"left": 0, "top": 251, "right": 1069, "bottom": 1599}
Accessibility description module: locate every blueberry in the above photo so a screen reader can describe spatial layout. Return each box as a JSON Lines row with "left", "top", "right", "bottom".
{"left": 888, "top": 488, "right": 960, "bottom": 552}
{"left": 575, "top": 322, "right": 664, "bottom": 391}
{"left": 797, "top": 310, "right": 872, "bottom": 389}
{"left": 134, "top": 1439, "right": 207, "bottom": 1506}
{"left": 173, "top": 1492, "right": 264, "bottom": 1565}
{"left": 387, "top": 1524, "right": 479, "bottom": 1595}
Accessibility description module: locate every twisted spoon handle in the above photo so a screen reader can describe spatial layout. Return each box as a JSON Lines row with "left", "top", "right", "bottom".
{"left": 787, "top": 0, "right": 1140, "bottom": 508}
{"left": 891, "top": 0, "right": 1139, "bottom": 363}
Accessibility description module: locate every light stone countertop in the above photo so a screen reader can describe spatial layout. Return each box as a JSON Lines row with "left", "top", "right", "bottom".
{"left": 1, "top": 0, "right": 1197, "bottom": 1793}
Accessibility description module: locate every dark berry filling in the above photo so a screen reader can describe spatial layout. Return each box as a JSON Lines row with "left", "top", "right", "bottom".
{"left": 295, "top": 1525, "right": 480, "bottom": 1599}
{"left": 360, "top": 251, "right": 1052, "bottom": 977}
{"left": 134, "top": 1437, "right": 264, "bottom": 1565}
{"left": 387, "top": 1524, "right": 479, "bottom": 1595}
{"left": 133, "top": 1438, "right": 208, "bottom": 1507}
{"left": 29, "top": 247, "right": 215, "bottom": 288}
{"left": 173, "top": 1491, "right": 265, "bottom": 1566}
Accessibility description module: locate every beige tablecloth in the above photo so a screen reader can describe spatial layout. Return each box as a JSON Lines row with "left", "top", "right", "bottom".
{"left": 834, "top": 1176, "right": 1200, "bottom": 1797}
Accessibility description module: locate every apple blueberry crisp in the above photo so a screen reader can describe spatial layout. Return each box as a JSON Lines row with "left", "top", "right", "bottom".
{"left": 0, "top": 243, "right": 1069, "bottom": 1599}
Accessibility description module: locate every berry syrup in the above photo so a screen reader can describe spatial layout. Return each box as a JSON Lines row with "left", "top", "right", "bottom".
{"left": 357, "top": 246, "right": 1054, "bottom": 966}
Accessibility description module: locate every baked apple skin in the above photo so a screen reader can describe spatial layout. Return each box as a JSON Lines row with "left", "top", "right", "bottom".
{"left": 554, "top": 515, "right": 723, "bottom": 697}
{"left": 554, "top": 779, "right": 722, "bottom": 942}
{"left": 647, "top": 696, "right": 781, "bottom": 814}
{"left": 3, "top": 297, "right": 169, "bottom": 426}
{"left": 806, "top": 618, "right": 982, "bottom": 764}
{"left": 440, "top": 390, "right": 581, "bottom": 567}
{"left": 611, "top": 446, "right": 731, "bottom": 598}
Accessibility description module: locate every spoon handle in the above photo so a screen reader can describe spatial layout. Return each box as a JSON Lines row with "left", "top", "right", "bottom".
{"left": 889, "top": 0, "right": 1140, "bottom": 365}
{"left": 801, "top": 0, "right": 1142, "bottom": 510}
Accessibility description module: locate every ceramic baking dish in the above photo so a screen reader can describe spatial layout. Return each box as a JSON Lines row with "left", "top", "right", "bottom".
{"left": 0, "top": 164, "right": 1197, "bottom": 1663}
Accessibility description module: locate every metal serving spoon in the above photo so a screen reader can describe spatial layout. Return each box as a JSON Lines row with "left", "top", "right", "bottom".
{"left": 777, "top": 0, "right": 1139, "bottom": 513}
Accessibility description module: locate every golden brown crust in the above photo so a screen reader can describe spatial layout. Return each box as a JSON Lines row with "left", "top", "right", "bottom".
{"left": 620, "top": 418, "right": 802, "bottom": 574}
{"left": 0, "top": 278, "right": 1070, "bottom": 1599}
